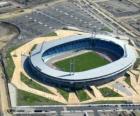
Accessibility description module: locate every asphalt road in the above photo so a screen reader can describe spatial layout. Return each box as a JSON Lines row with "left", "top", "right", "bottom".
{"left": 12, "top": 104, "right": 140, "bottom": 114}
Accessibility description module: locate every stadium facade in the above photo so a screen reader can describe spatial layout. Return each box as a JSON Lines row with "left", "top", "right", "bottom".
{"left": 26, "top": 34, "right": 137, "bottom": 89}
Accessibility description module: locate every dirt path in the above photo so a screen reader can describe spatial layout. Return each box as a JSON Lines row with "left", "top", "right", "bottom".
{"left": 0, "top": 65, "right": 11, "bottom": 116}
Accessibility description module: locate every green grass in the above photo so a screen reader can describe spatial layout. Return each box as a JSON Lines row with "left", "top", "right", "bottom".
{"left": 124, "top": 76, "right": 137, "bottom": 92}
{"left": 91, "top": 100, "right": 132, "bottom": 104}
{"left": 20, "top": 73, "right": 53, "bottom": 94}
{"left": 124, "top": 75, "right": 135, "bottom": 89}
{"left": 99, "top": 87, "right": 121, "bottom": 97}
{"left": 100, "top": 27, "right": 113, "bottom": 32}
{"left": 5, "top": 45, "right": 21, "bottom": 80}
{"left": 76, "top": 90, "right": 90, "bottom": 102}
{"left": 42, "top": 32, "right": 57, "bottom": 37}
{"left": 62, "top": 27, "right": 69, "bottom": 30}
{"left": 6, "top": 51, "right": 15, "bottom": 80}
{"left": 30, "top": 44, "right": 37, "bottom": 51}
{"left": 54, "top": 52, "right": 109, "bottom": 72}
{"left": 57, "top": 88, "right": 69, "bottom": 101}
{"left": 125, "top": 76, "right": 131, "bottom": 87}
{"left": 134, "top": 58, "right": 140, "bottom": 69}
{"left": 17, "top": 89, "right": 63, "bottom": 106}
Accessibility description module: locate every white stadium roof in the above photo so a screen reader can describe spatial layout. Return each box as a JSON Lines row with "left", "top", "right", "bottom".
{"left": 30, "top": 34, "right": 137, "bottom": 81}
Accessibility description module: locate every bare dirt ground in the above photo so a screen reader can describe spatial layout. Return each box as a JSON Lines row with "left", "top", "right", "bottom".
{"left": 0, "top": 66, "right": 11, "bottom": 116}
{"left": 0, "top": 22, "right": 18, "bottom": 50}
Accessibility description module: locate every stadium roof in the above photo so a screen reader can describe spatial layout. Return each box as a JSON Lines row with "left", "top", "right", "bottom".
{"left": 30, "top": 34, "right": 137, "bottom": 81}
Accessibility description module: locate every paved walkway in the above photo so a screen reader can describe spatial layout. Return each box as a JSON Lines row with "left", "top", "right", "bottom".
{"left": 90, "top": 86, "right": 103, "bottom": 99}
{"left": 8, "top": 83, "right": 17, "bottom": 107}
{"left": 127, "top": 71, "right": 140, "bottom": 95}
{"left": 68, "top": 92, "right": 80, "bottom": 105}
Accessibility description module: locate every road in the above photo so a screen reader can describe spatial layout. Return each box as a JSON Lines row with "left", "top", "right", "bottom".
{"left": 12, "top": 104, "right": 140, "bottom": 114}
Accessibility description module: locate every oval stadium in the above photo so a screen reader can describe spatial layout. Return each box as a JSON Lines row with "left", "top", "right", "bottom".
{"left": 26, "top": 34, "right": 137, "bottom": 89}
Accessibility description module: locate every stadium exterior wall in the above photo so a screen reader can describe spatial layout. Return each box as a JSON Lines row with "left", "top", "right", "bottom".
{"left": 28, "top": 57, "right": 132, "bottom": 89}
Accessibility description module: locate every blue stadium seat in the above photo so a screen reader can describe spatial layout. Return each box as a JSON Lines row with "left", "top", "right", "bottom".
{"left": 42, "top": 38, "right": 124, "bottom": 61}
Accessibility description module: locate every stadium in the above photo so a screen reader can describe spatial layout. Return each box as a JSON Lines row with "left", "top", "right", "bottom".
{"left": 25, "top": 34, "right": 137, "bottom": 89}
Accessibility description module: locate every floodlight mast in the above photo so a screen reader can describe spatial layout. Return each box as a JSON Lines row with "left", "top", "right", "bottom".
{"left": 91, "top": 27, "right": 96, "bottom": 48}
{"left": 69, "top": 59, "right": 72, "bottom": 75}
{"left": 115, "top": 28, "right": 119, "bottom": 38}
{"left": 91, "top": 26, "right": 97, "bottom": 39}
{"left": 69, "top": 59, "right": 75, "bottom": 75}
{"left": 73, "top": 59, "right": 75, "bottom": 75}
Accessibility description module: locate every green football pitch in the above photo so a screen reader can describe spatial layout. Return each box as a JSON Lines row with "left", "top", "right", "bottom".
{"left": 54, "top": 52, "right": 110, "bottom": 72}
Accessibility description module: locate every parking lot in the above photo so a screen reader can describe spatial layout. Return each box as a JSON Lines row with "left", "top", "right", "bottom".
{"left": 6, "top": 1, "right": 107, "bottom": 40}
{"left": 98, "top": 0, "right": 140, "bottom": 17}
{"left": 41, "top": 2, "right": 105, "bottom": 30}
{"left": 126, "top": 17, "right": 140, "bottom": 32}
